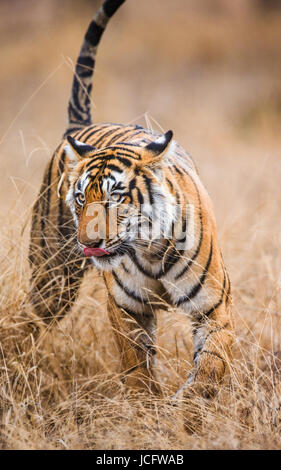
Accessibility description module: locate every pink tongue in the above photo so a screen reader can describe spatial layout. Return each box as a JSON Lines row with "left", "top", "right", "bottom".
{"left": 83, "top": 247, "right": 110, "bottom": 257}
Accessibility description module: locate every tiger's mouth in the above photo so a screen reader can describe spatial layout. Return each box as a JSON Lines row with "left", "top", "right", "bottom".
{"left": 83, "top": 247, "right": 110, "bottom": 257}
{"left": 81, "top": 240, "right": 131, "bottom": 260}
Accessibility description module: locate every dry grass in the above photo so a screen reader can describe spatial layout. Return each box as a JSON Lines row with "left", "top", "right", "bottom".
{"left": 0, "top": 0, "right": 281, "bottom": 449}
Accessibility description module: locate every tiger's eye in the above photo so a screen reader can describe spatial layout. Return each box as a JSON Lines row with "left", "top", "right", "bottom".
{"left": 111, "top": 193, "right": 121, "bottom": 203}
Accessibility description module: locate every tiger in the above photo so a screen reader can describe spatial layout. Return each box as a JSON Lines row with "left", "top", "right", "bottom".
{"left": 29, "top": 0, "right": 233, "bottom": 399}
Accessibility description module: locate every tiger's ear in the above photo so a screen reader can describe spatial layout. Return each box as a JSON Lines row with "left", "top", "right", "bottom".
{"left": 65, "top": 135, "right": 96, "bottom": 164}
{"left": 141, "top": 130, "right": 174, "bottom": 168}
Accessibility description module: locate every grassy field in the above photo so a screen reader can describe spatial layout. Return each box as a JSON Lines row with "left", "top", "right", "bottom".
{"left": 0, "top": 0, "right": 281, "bottom": 449}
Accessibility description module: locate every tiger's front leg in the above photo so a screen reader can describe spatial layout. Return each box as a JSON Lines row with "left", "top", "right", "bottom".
{"left": 173, "top": 297, "right": 233, "bottom": 433}
{"left": 186, "top": 299, "right": 233, "bottom": 398}
{"left": 162, "top": 243, "right": 233, "bottom": 399}
{"left": 171, "top": 280, "right": 233, "bottom": 400}
{"left": 105, "top": 272, "right": 160, "bottom": 394}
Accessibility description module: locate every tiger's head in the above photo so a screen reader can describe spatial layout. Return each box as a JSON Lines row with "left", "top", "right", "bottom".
{"left": 65, "top": 130, "right": 176, "bottom": 269}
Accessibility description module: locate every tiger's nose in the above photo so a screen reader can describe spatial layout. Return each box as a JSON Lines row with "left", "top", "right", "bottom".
{"left": 78, "top": 206, "right": 106, "bottom": 247}
{"left": 77, "top": 226, "right": 103, "bottom": 248}
{"left": 83, "top": 240, "right": 102, "bottom": 248}
{"left": 78, "top": 234, "right": 102, "bottom": 248}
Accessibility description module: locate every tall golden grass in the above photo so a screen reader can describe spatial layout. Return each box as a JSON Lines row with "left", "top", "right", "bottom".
{"left": 0, "top": 0, "right": 281, "bottom": 449}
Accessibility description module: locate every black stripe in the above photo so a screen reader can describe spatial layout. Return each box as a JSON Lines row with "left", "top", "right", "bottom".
{"left": 142, "top": 174, "right": 154, "bottom": 205}
{"left": 112, "top": 181, "right": 125, "bottom": 191}
{"left": 45, "top": 154, "right": 55, "bottom": 220}
{"left": 127, "top": 243, "right": 182, "bottom": 280}
{"left": 115, "top": 151, "right": 140, "bottom": 162}
{"left": 201, "top": 269, "right": 227, "bottom": 319}
{"left": 160, "top": 247, "right": 183, "bottom": 278}
{"left": 58, "top": 150, "right": 66, "bottom": 234}
{"left": 113, "top": 146, "right": 140, "bottom": 159}
{"left": 106, "top": 164, "right": 123, "bottom": 173}
{"left": 114, "top": 156, "right": 132, "bottom": 167}
{"left": 72, "top": 77, "right": 91, "bottom": 113}
{"left": 75, "top": 64, "right": 93, "bottom": 78}
{"left": 68, "top": 102, "right": 85, "bottom": 123}
{"left": 86, "top": 155, "right": 132, "bottom": 173}
{"left": 70, "top": 126, "right": 86, "bottom": 136}
{"left": 40, "top": 188, "right": 47, "bottom": 249}
{"left": 125, "top": 129, "right": 145, "bottom": 140}
{"left": 57, "top": 151, "right": 74, "bottom": 244}
{"left": 173, "top": 165, "right": 184, "bottom": 176}
{"left": 92, "top": 128, "right": 118, "bottom": 147}
{"left": 85, "top": 153, "right": 109, "bottom": 170}
{"left": 107, "top": 174, "right": 117, "bottom": 183}
{"left": 100, "top": 127, "right": 127, "bottom": 146}
{"left": 125, "top": 177, "right": 137, "bottom": 203}
{"left": 166, "top": 178, "right": 174, "bottom": 191}
{"left": 128, "top": 250, "right": 155, "bottom": 279}
{"left": 225, "top": 274, "right": 231, "bottom": 304}
{"left": 176, "top": 239, "right": 213, "bottom": 307}
{"left": 174, "top": 211, "right": 203, "bottom": 280}
{"left": 76, "top": 55, "right": 95, "bottom": 74}
{"left": 77, "top": 179, "right": 82, "bottom": 191}
{"left": 115, "top": 303, "right": 136, "bottom": 317}
{"left": 112, "top": 270, "right": 148, "bottom": 304}
{"left": 84, "top": 124, "right": 113, "bottom": 143}
{"left": 85, "top": 20, "right": 104, "bottom": 46}
{"left": 76, "top": 124, "right": 96, "bottom": 141}
{"left": 136, "top": 187, "right": 144, "bottom": 205}
{"left": 174, "top": 174, "right": 204, "bottom": 280}
{"left": 129, "top": 178, "right": 136, "bottom": 190}
{"left": 204, "top": 322, "right": 229, "bottom": 345}
{"left": 106, "top": 128, "right": 135, "bottom": 146}
{"left": 104, "top": 0, "right": 125, "bottom": 17}
{"left": 118, "top": 189, "right": 131, "bottom": 203}
{"left": 121, "top": 262, "right": 130, "bottom": 274}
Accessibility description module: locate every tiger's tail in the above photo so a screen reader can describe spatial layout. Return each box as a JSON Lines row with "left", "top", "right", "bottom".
{"left": 65, "top": 0, "right": 126, "bottom": 137}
